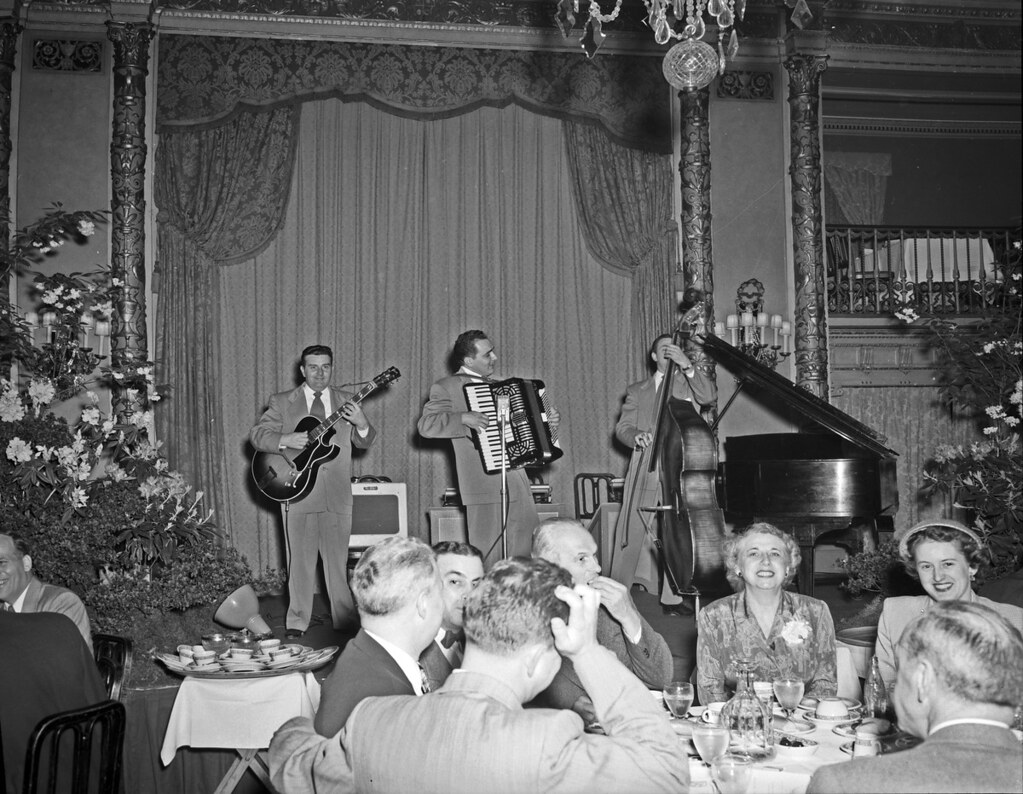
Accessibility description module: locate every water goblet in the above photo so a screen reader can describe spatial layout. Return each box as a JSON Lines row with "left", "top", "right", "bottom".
{"left": 772, "top": 677, "right": 805, "bottom": 729}
{"left": 710, "top": 753, "right": 752, "bottom": 794}
{"left": 692, "top": 722, "right": 730, "bottom": 766}
{"left": 662, "top": 681, "right": 694, "bottom": 719}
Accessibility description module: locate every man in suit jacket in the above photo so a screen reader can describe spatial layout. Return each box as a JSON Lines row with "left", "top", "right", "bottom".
{"left": 529, "top": 518, "right": 673, "bottom": 718}
{"left": 611, "top": 331, "right": 716, "bottom": 601}
{"left": 419, "top": 541, "right": 485, "bottom": 690}
{"left": 417, "top": 330, "right": 559, "bottom": 567}
{"left": 270, "top": 557, "right": 687, "bottom": 794}
{"left": 0, "top": 531, "right": 93, "bottom": 651}
{"left": 314, "top": 537, "right": 443, "bottom": 736}
{"left": 250, "top": 344, "right": 376, "bottom": 636}
{"left": 808, "top": 601, "right": 1023, "bottom": 794}
{"left": 0, "top": 611, "right": 107, "bottom": 793}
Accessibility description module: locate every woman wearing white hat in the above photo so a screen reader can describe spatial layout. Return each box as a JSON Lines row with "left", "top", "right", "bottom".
{"left": 875, "top": 519, "right": 1023, "bottom": 687}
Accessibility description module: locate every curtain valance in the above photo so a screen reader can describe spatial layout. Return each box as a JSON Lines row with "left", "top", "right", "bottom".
{"left": 156, "top": 35, "right": 671, "bottom": 153}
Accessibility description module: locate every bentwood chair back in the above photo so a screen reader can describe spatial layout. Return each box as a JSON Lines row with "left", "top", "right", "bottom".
{"left": 22, "top": 700, "right": 125, "bottom": 794}
{"left": 92, "top": 634, "right": 133, "bottom": 702}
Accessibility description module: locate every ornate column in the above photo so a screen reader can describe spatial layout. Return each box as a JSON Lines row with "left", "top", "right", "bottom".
{"left": 784, "top": 53, "right": 829, "bottom": 399}
{"left": 0, "top": 17, "right": 18, "bottom": 248}
{"left": 106, "top": 20, "right": 152, "bottom": 412}
{"left": 678, "top": 86, "right": 717, "bottom": 394}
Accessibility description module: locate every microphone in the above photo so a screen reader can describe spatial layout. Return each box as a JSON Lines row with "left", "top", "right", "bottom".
{"left": 496, "top": 394, "right": 510, "bottom": 422}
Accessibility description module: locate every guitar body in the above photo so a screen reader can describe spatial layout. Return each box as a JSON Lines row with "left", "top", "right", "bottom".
{"left": 251, "top": 416, "right": 340, "bottom": 502}
{"left": 250, "top": 366, "right": 401, "bottom": 503}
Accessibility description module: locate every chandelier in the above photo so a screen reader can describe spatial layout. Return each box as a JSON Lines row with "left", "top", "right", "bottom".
{"left": 558, "top": 0, "right": 815, "bottom": 91}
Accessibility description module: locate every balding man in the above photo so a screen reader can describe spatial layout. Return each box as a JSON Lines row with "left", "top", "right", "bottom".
{"left": 270, "top": 558, "right": 687, "bottom": 793}
{"left": 0, "top": 531, "right": 92, "bottom": 651}
{"left": 808, "top": 601, "right": 1023, "bottom": 794}
{"left": 314, "top": 537, "right": 444, "bottom": 737}
{"left": 530, "top": 518, "right": 673, "bottom": 718}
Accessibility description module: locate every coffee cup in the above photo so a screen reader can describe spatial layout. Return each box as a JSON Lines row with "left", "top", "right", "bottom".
{"left": 702, "top": 701, "right": 726, "bottom": 724}
{"left": 815, "top": 697, "right": 849, "bottom": 720}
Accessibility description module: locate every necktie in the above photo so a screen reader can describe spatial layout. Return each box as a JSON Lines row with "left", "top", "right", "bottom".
{"left": 440, "top": 629, "right": 463, "bottom": 649}
{"left": 311, "top": 391, "right": 326, "bottom": 420}
{"left": 0, "top": 601, "right": 11, "bottom": 612}
{"left": 419, "top": 664, "right": 432, "bottom": 694}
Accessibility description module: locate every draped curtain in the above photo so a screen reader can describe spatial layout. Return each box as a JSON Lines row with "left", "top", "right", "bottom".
{"left": 153, "top": 36, "right": 677, "bottom": 565}
{"left": 154, "top": 107, "right": 299, "bottom": 528}
{"left": 832, "top": 386, "right": 978, "bottom": 527}
{"left": 209, "top": 101, "right": 635, "bottom": 569}
{"left": 824, "top": 152, "right": 892, "bottom": 226}
{"left": 563, "top": 120, "right": 677, "bottom": 380}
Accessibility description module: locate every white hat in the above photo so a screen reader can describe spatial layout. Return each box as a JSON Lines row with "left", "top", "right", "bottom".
{"left": 894, "top": 519, "right": 984, "bottom": 560}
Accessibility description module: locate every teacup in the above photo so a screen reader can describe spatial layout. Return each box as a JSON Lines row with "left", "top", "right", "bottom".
{"left": 270, "top": 647, "right": 294, "bottom": 661}
{"left": 258, "top": 639, "right": 281, "bottom": 655}
{"left": 177, "top": 645, "right": 194, "bottom": 664}
{"left": 192, "top": 649, "right": 216, "bottom": 666}
{"left": 702, "top": 701, "right": 726, "bottom": 724}
{"left": 230, "top": 647, "right": 254, "bottom": 660}
{"left": 815, "top": 697, "right": 849, "bottom": 720}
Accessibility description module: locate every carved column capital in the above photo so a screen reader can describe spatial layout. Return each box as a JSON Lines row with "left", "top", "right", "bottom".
{"left": 106, "top": 20, "right": 153, "bottom": 417}
{"left": 784, "top": 52, "right": 830, "bottom": 400}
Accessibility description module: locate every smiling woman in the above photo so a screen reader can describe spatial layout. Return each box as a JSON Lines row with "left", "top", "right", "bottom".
{"left": 873, "top": 519, "right": 1023, "bottom": 688}
{"left": 695, "top": 523, "right": 838, "bottom": 705}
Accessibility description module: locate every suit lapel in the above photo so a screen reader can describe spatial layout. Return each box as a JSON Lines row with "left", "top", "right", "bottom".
{"left": 420, "top": 640, "right": 454, "bottom": 691}
{"left": 21, "top": 577, "right": 44, "bottom": 612}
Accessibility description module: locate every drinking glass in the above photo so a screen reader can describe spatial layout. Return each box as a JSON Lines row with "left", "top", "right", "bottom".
{"left": 711, "top": 754, "right": 752, "bottom": 794}
{"left": 772, "top": 677, "right": 805, "bottom": 729}
{"left": 692, "top": 722, "right": 730, "bottom": 765}
{"left": 662, "top": 682, "right": 694, "bottom": 719}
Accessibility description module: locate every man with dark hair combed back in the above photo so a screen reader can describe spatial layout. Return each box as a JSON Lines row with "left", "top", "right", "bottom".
{"left": 270, "top": 557, "right": 687, "bottom": 794}
{"left": 809, "top": 601, "right": 1023, "bottom": 794}
{"left": 418, "top": 330, "right": 559, "bottom": 566}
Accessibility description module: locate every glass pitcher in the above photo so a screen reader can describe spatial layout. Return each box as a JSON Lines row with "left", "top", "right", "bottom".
{"left": 720, "top": 658, "right": 775, "bottom": 760}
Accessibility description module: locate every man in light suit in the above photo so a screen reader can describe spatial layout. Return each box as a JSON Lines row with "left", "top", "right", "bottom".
{"left": 808, "top": 601, "right": 1023, "bottom": 794}
{"left": 419, "top": 541, "right": 485, "bottom": 690}
{"left": 314, "top": 537, "right": 444, "bottom": 737}
{"left": 0, "top": 531, "right": 93, "bottom": 651}
{"left": 529, "top": 518, "right": 673, "bottom": 719}
{"left": 612, "top": 328, "right": 716, "bottom": 604}
{"left": 250, "top": 344, "right": 376, "bottom": 637}
{"left": 417, "top": 330, "right": 559, "bottom": 567}
{"left": 270, "top": 557, "right": 687, "bottom": 793}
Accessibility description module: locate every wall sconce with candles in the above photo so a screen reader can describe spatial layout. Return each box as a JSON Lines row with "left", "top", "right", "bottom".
{"left": 712, "top": 278, "right": 791, "bottom": 370}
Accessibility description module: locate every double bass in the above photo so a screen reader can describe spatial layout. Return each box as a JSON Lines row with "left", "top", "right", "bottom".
{"left": 610, "top": 299, "right": 730, "bottom": 603}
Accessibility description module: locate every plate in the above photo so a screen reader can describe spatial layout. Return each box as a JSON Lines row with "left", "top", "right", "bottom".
{"left": 832, "top": 718, "right": 894, "bottom": 739}
{"left": 799, "top": 696, "right": 860, "bottom": 710}
{"left": 218, "top": 661, "right": 264, "bottom": 672}
{"left": 805, "top": 713, "right": 858, "bottom": 727}
{"left": 773, "top": 716, "right": 813, "bottom": 734}
{"left": 157, "top": 645, "right": 339, "bottom": 679}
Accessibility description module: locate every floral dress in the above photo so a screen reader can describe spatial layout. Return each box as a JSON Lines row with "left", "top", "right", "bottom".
{"left": 696, "top": 590, "right": 837, "bottom": 705}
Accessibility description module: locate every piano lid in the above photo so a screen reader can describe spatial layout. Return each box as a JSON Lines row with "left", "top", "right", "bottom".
{"left": 702, "top": 334, "right": 898, "bottom": 459}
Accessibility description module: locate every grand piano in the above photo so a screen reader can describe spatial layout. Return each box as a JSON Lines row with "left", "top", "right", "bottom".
{"left": 703, "top": 334, "right": 899, "bottom": 597}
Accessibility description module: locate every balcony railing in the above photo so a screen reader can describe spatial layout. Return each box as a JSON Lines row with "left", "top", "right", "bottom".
{"left": 826, "top": 226, "right": 1020, "bottom": 317}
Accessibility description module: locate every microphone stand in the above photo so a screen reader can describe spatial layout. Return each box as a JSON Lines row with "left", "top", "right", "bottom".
{"left": 497, "top": 394, "right": 510, "bottom": 559}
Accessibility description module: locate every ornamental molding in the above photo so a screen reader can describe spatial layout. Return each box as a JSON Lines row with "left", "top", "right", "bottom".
{"left": 716, "top": 70, "right": 774, "bottom": 100}
{"left": 824, "top": 115, "right": 1022, "bottom": 139}
{"left": 31, "top": 37, "right": 105, "bottom": 72}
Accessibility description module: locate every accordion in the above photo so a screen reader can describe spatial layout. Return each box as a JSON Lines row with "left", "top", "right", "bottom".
{"left": 463, "top": 378, "right": 563, "bottom": 474}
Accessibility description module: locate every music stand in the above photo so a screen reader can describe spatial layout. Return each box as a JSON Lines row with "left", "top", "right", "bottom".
{"left": 497, "top": 394, "right": 511, "bottom": 559}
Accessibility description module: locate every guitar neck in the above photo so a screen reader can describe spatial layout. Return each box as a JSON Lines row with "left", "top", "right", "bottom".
{"left": 309, "top": 382, "right": 377, "bottom": 441}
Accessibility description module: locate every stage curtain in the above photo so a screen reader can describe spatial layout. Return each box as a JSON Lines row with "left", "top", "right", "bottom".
{"left": 153, "top": 106, "right": 299, "bottom": 528}
{"left": 563, "top": 119, "right": 677, "bottom": 380}
{"left": 212, "top": 100, "right": 635, "bottom": 570}
{"left": 832, "top": 385, "right": 979, "bottom": 528}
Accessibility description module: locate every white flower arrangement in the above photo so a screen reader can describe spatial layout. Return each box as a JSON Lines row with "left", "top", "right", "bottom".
{"left": 780, "top": 617, "right": 812, "bottom": 645}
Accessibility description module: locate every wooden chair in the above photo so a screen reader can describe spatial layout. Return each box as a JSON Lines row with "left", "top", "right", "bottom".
{"left": 22, "top": 700, "right": 125, "bottom": 794}
{"left": 573, "top": 473, "right": 617, "bottom": 520}
{"left": 92, "top": 634, "right": 133, "bottom": 702}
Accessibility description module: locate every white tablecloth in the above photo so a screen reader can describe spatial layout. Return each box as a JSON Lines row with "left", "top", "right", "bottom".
{"left": 160, "top": 671, "right": 321, "bottom": 765}
{"left": 886, "top": 237, "right": 996, "bottom": 282}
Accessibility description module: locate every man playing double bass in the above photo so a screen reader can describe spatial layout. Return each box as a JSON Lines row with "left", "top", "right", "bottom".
{"left": 611, "top": 303, "right": 717, "bottom": 614}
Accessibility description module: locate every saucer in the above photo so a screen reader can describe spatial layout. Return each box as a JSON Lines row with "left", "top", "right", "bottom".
{"left": 832, "top": 718, "right": 894, "bottom": 739}
{"left": 800, "top": 696, "right": 860, "bottom": 710}
{"left": 839, "top": 741, "right": 855, "bottom": 756}
{"left": 805, "top": 713, "right": 858, "bottom": 727}
{"left": 773, "top": 716, "right": 814, "bottom": 734}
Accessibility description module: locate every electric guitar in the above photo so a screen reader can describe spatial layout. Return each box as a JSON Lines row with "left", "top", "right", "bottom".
{"left": 251, "top": 366, "right": 400, "bottom": 503}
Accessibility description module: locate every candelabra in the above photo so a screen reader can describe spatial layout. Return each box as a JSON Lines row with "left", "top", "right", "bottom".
{"left": 713, "top": 279, "right": 791, "bottom": 370}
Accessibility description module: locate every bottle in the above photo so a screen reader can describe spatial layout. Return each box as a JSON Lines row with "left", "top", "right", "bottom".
{"left": 721, "top": 659, "right": 774, "bottom": 760}
{"left": 864, "top": 655, "right": 889, "bottom": 719}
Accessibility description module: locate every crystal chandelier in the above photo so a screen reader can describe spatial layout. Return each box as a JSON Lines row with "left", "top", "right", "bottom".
{"left": 559, "top": 0, "right": 815, "bottom": 90}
